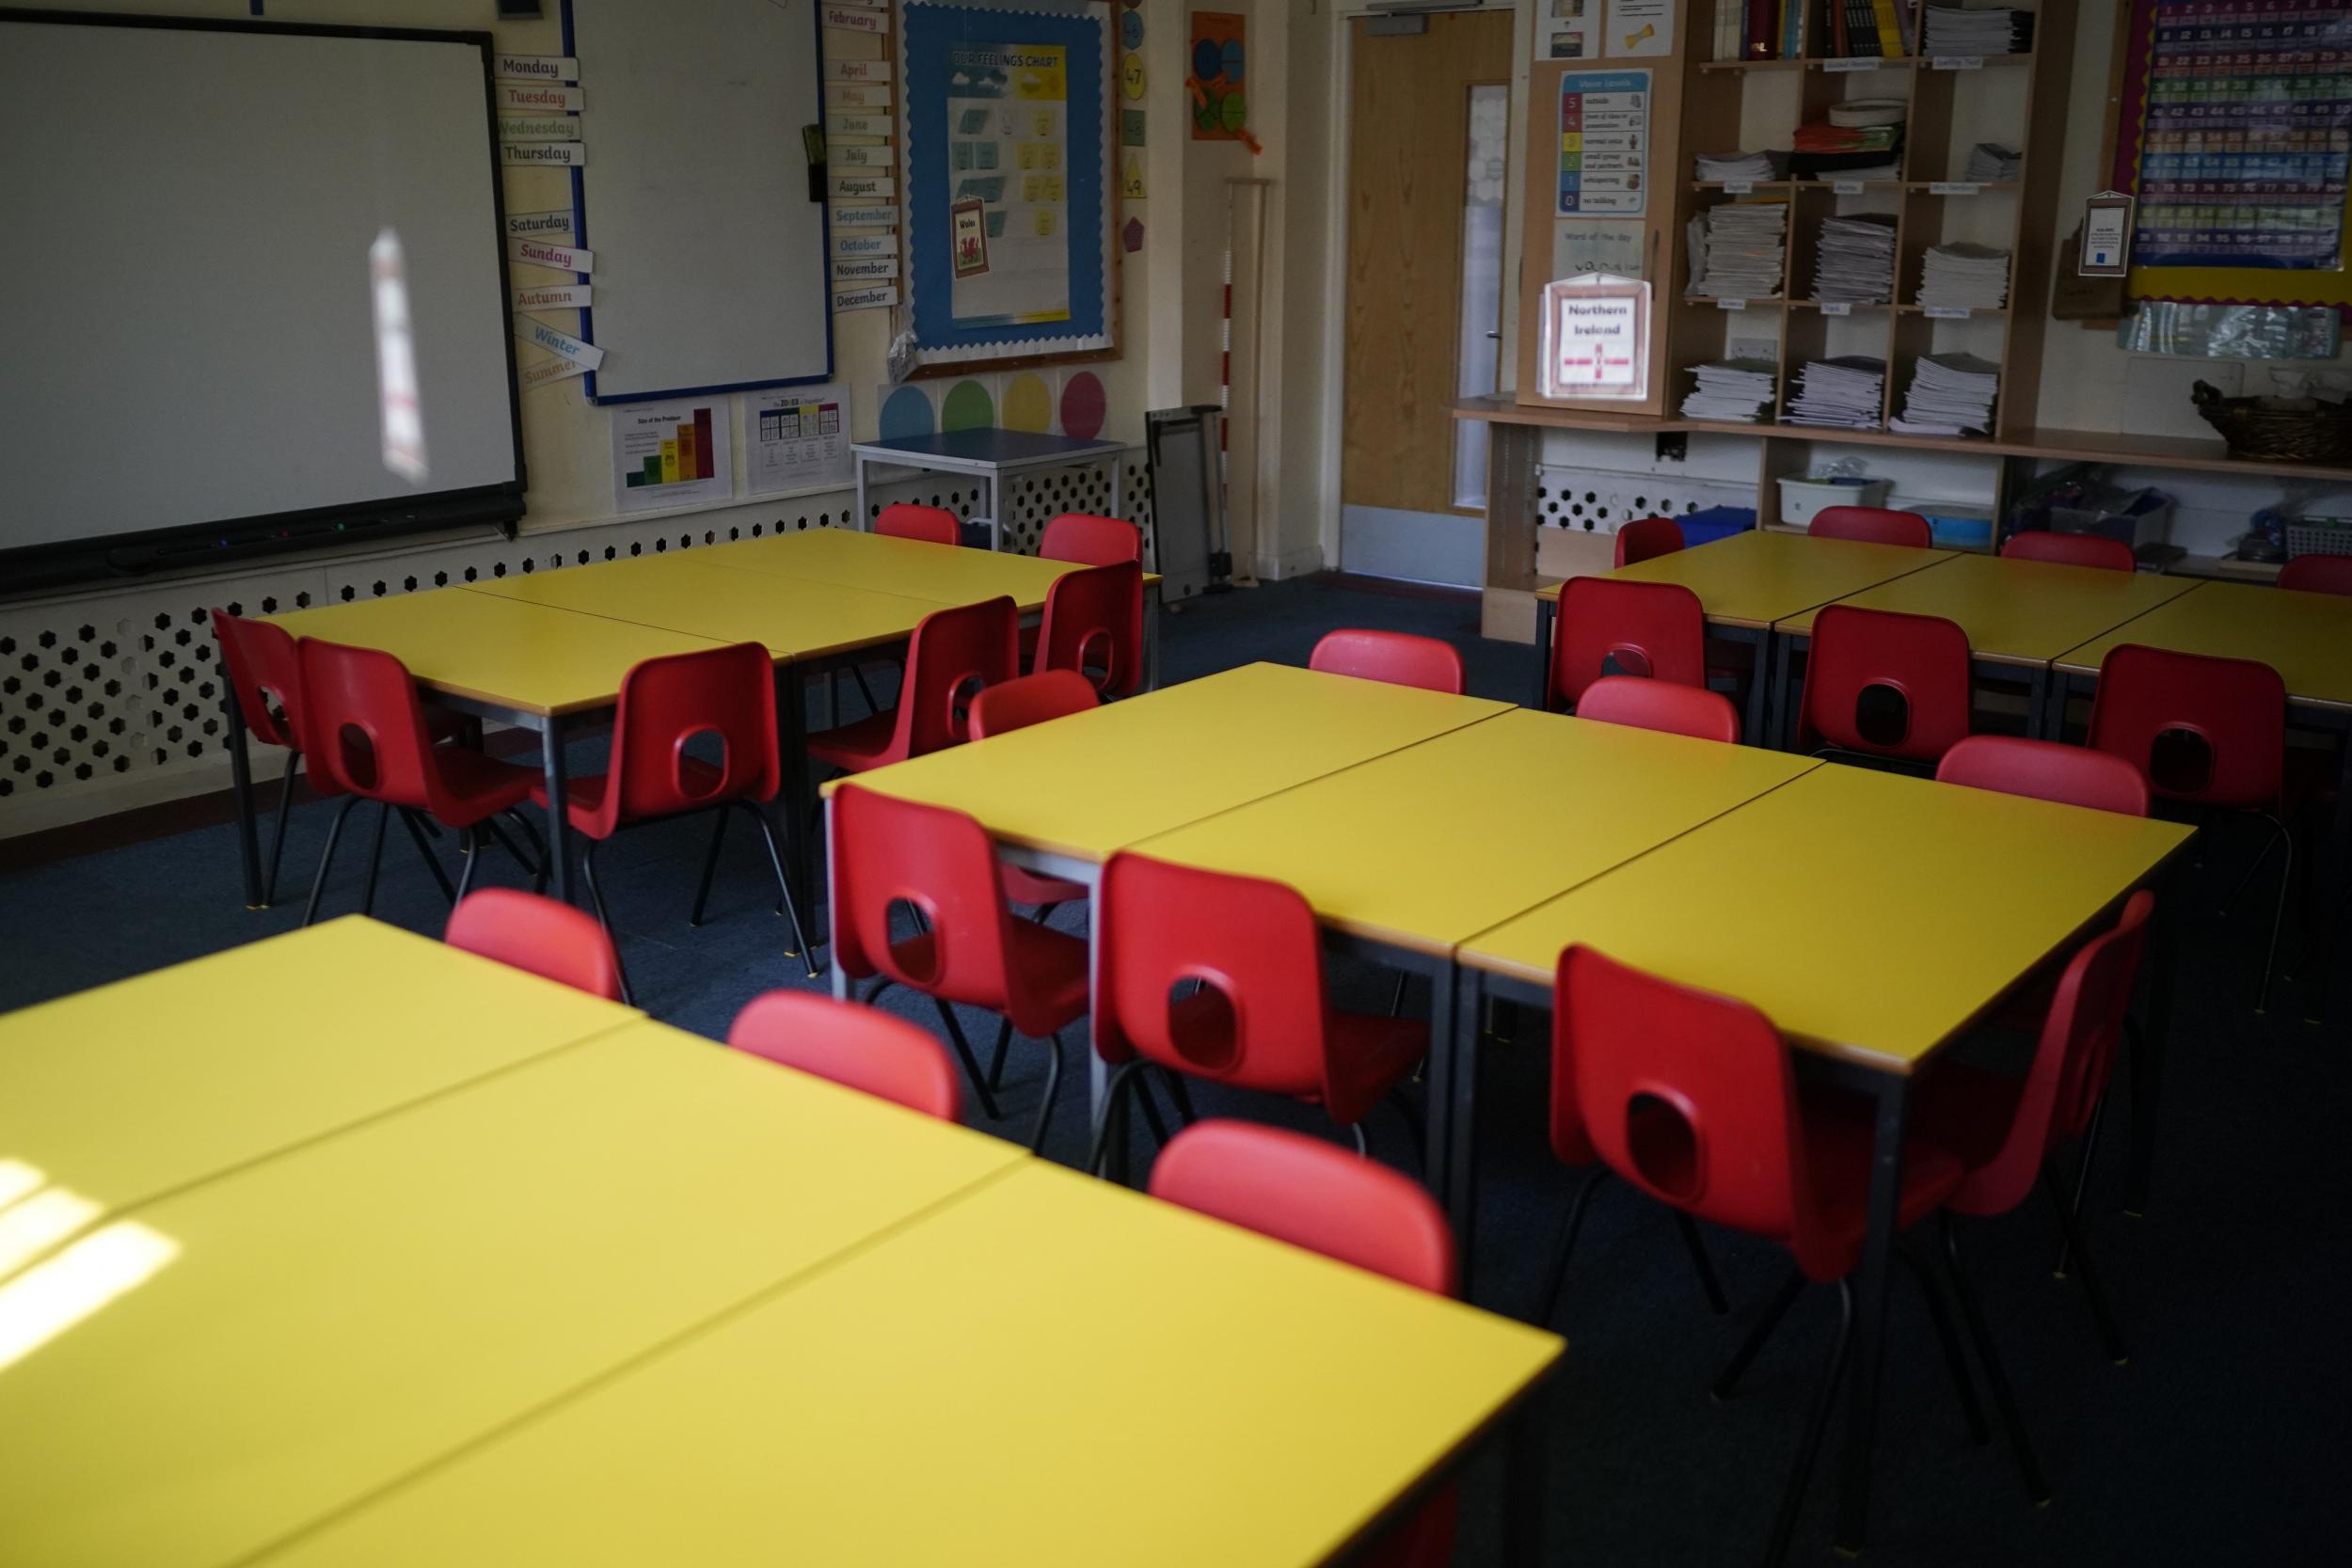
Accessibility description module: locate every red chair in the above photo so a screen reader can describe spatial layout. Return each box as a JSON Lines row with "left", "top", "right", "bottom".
{"left": 1796, "top": 604, "right": 1973, "bottom": 768}
{"left": 2089, "top": 642, "right": 2294, "bottom": 1008}
{"left": 1577, "top": 673, "right": 1740, "bottom": 744}
{"left": 728, "top": 990, "right": 961, "bottom": 1122}
{"left": 1915, "top": 893, "right": 2153, "bottom": 1367}
{"left": 212, "top": 610, "right": 465, "bottom": 907}
{"left": 1809, "top": 506, "right": 1933, "bottom": 548}
{"left": 1557, "top": 945, "right": 2040, "bottom": 1565}
{"left": 875, "top": 502, "right": 961, "bottom": 546}
{"left": 295, "top": 639, "right": 542, "bottom": 927}
{"left": 830, "top": 784, "right": 1085, "bottom": 1149}
{"left": 1041, "top": 512, "right": 1144, "bottom": 565}
{"left": 531, "top": 642, "right": 815, "bottom": 1004}
{"left": 1936, "top": 736, "right": 2151, "bottom": 816}
{"left": 1089, "top": 852, "right": 1428, "bottom": 1180}
{"left": 1548, "top": 576, "right": 1708, "bottom": 712}
{"left": 2280, "top": 554, "right": 2352, "bottom": 595}
{"left": 1614, "top": 515, "right": 1686, "bottom": 567}
{"left": 445, "top": 888, "right": 623, "bottom": 1002}
{"left": 969, "top": 672, "right": 1099, "bottom": 917}
{"left": 1308, "top": 629, "right": 1467, "bottom": 695}
{"left": 809, "top": 596, "right": 1018, "bottom": 774}
{"left": 1151, "top": 1119, "right": 1458, "bottom": 1568}
{"left": 2000, "top": 531, "right": 2137, "bottom": 573}
{"left": 1032, "top": 560, "right": 1144, "bottom": 698}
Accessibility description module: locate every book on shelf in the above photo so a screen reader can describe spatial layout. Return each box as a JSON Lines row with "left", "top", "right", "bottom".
{"left": 1831, "top": 0, "right": 1851, "bottom": 56}
{"left": 1782, "top": 0, "right": 1805, "bottom": 62}
{"left": 1747, "top": 0, "right": 1777, "bottom": 60}
{"left": 1844, "top": 0, "right": 1882, "bottom": 55}
{"left": 1868, "top": 0, "right": 1904, "bottom": 55}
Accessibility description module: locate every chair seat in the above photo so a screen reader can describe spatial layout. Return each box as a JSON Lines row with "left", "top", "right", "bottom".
{"left": 889, "top": 918, "right": 1089, "bottom": 1036}
{"left": 1004, "top": 862, "right": 1088, "bottom": 907}
{"left": 807, "top": 709, "right": 903, "bottom": 774}
{"left": 1794, "top": 1087, "right": 1966, "bottom": 1279}
{"left": 429, "top": 749, "right": 541, "bottom": 828}
{"left": 1908, "top": 1062, "right": 2027, "bottom": 1217}
{"left": 531, "top": 755, "right": 739, "bottom": 838}
{"left": 1706, "top": 636, "right": 1755, "bottom": 685}
{"left": 1320, "top": 1010, "right": 1431, "bottom": 1126}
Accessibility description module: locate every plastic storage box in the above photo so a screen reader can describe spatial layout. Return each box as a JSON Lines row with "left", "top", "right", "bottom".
{"left": 2049, "top": 487, "right": 2172, "bottom": 552}
{"left": 1777, "top": 475, "right": 1892, "bottom": 527}
{"left": 1677, "top": 505, "right": 1756, "bottom": 546}
{"left": 1893, "top": 496, "right": 1994, "bottom": 550}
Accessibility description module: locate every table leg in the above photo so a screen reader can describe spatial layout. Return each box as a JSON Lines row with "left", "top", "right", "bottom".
{"left": 539, "top": 717, "right": 575, "bottom": 905}
{"left": 1501, "top": 1382, "right": 1549, "bottom": 1568}
{"left": 2308, "top": 718, "right": 2351, "bottom": 1030}
{"left": 826, "top": 794, "right": 851, "bottom": 1001}
{"left": 1743, "top": 627, "right": 1772, "bottom": 749}
{"left": 2129, "top": 862, "right": 2181, "bottom": 1215}
{"left": 854, "top": 454, "right": 869, "bottom": 531}
{"left": 1834, "top": 1071, "right": 1910, "bottom": 1556}
{"left": 225, "top": 681, "right": 264, "bottom": 909}
{"left": 1441, "top": 965, "right": 1482, "bottom": 1297}
{"left": 1533, "top": 597, "right": 1555, "bottom": 710}
{"left": 1775, "top": 634, "right": 1805, "bottom": 752}
{"left": 1144, "top": 580, "right": 1164, "bottom": 692}
{"left": 778, "top": 663, "right": 818, "bottom": 955}
{"left": 2026, "top": 664, "right": 2051, "bottom": 741}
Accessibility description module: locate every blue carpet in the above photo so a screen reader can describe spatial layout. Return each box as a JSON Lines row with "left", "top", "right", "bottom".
{"left": 2, "top": 574, "right": 2344, "bottom": 1565}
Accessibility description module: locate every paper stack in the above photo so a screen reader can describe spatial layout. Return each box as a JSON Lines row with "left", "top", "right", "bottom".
{"left": 1784, "top": 356, "right": 1887, "bottom": 430}
{"left": 1688, "top": 201, "right": 1789, "bottom": 299}
{"left": 1963, "top": 144, "right": 2023, "bottom": 182}
{"left": 1890, "top": 353, "right": 2001, "bottom": 436}
{"left": 1681, "top": 358, "right": 1780, "bottom": 423}
{"left": 1922, "top": 5, "right": 2036, "bottom": 55}
{"left": 1917, "top": 243, "right": 2011, "bottom": 310}
{"left": 1695, "top": 150, "right": 1779, "bottom": 183}
{"left": 1812, "top": 215, "right": 1899, "bottom": 304}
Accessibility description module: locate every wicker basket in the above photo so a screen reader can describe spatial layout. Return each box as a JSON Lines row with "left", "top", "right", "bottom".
{"left": 2192, "top": 380, "right": 2352, "bottom": 465}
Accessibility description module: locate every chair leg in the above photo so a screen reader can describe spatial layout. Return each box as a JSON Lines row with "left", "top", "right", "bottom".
{"left": 580, "top": 840, "right": 635, "bottom": 1007}
{"left": 504, "top": 809, "right": 551, "bottom": 886}
{"left": 1713, "top": 1264, "right": 1806, "bottom": 1402}
{"left": 396, "top": 810, "right": 457, "bottom": 905}
{"left": 850, "top": 662, "right": 882, "bottom": 720}
{"left": 1386, "top": 1089, "right": 1426, "bottom": 1175}
{"left": 1759, "top": 1278, "right": 1854, "bottom": 1568}
{"left": 1674, "top": 1212, "right": 1734, "bottom": 1317}
{"left": 1896, "top": 1244, "right": 1991, "bottom": 1446}
{"left": 985, "top": 1017, "right": 1013, "bottom": 1092}
{"left": 262, "top": 751, "right": 301, "bottom": 906}
{"left": 1535, "top": 1171, "right": 1608, "bottom": 1327}
{"left": 481, "top": 813, "right": 543, "bottom": 881}
{"left": 930, "top": 999, "right": 1003, "bottom": 1122}
{"left": 453, "top": 825, "right": 484, "bottom": 904}
{"left": 1160, "top": 1070, "right": 1197, "bottom": 1126}
{"left": 1027, "top": 1028, "right": 1066, "bottom": 1153}
{"left": 2056, "top": 1085, "right": 2111, "bottom": 1279}
{"left": 1387, "top": 971, "right": 1410, "bottom": 1019}
{"left": 2255, "top": 813, "right": 2294, "bottom": 1014}
{"left": 1941, "top": 1212, "right": 2051, "bottom": 1504}
{"left": 2042, "top": 1164, "right": 2128, "bottom": 1365}
{"left": 358, "top": 801, "right": 390, "bottom": 916}
{"left": 300, "top": 796, "right": 361, "bottom": 927}
{"left": 2218, "top": 818, "right": 2286, "bottom": 916}
{"left": 1132, "top": 1071, "right": 1173, "bottom": 1151}
{"left": 689, "top": 810, "right": 729, "bottom": 927}
{"left": 745, "top": 804, "right": 820, "bottom": 979}
{"left": 1348, "top": 1121, "right": 1369, "bottom": 1158}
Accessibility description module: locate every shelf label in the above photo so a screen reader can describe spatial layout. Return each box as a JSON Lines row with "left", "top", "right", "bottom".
{"left": 1832, "top": 179, "right": 1866, "bottom": 195}
{"left": 1931, "top": 55, "right": 1984, "bottom": 71}
{"left": 1718, "top": 297, "right": 1749, "bottom": 310}
{"left": 1823, "top": 56, "right": 1877, "bottom": 72}
{"left": 1925, "top": 306, "right": 1973, "bottom": 320}
{"left": 1820, "top": 301, "right": 1853, "bottom": 316}
{"left": 1723, "top": 180, "right": 1755, "bottom": 195}
{"left": 1930, "top": 181, "right": 1981, "bottom": 197}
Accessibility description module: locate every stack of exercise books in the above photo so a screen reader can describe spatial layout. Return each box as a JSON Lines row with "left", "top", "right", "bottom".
{"left": 1922, "top": 5, "right": 2034, "bottom": 55}
{"left": 1783, "top": 356, "right": 1887, "bottom": 430}
{"left": 1812, "top": 214, "right": 1899, "bottom": 304}
{"left": 1963, "top": 144, "right": 2023, "bottom": 182}
{"left": 1890, "top": 353, "right": 2001, "bottom": 436}
{"left": 1681, "top": 359, "right": 1781, "bottom": 424}
{"left": 1917, "top": 243, "right": 2012, "bottom": 310}
{"left": 1687, "top": 201, "right": 1790, "bottom": 300}
{"left": 1694, "top": 150, "right": 1781, "bottom": 184}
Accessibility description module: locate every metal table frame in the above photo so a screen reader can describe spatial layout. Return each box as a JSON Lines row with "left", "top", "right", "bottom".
{"left": 850, "top": 433, "right": 1130, "bottom": 552}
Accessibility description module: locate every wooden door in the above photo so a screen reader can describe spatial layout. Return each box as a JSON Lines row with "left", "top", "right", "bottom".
{"left": 1343, "top": 10, "right": 1514, "bottom": 524}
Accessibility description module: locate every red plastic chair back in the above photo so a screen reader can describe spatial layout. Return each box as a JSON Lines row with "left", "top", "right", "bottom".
{"left": 2087, "top": 642, "right": 2285, "bottom": 811}
{"left": 1151, "top": 1119, "right": 1455, "bottom": 1293}
{"left": 2000, "top": 531, "right": 2137, "bottom": 573}
{"left": 830, "top": 784, "right": 1023, "bottom": 1017}
{"left": 445, "top": 889, "right": 624, "bottom": 1001}
{"left": 1558, "top": 944, "right": 1851, "bottom": 1281}
{"left": 1308, "top": 629, "right": 1467, "bottom": 695}
{"left": 874, "top": 595, "right": 1020, "bottom": 764}
{"left": 728, "top": 990, "right": 961, "bottom": 1121}
{"left": 297, "top": 638, "right": 464, "bottom": 816}
{"left": 1798, "top": 604, "right": 1973, "bottom": 764}
{"left": 876, "top": 502, "right": 961, "bottom": 546}
{"left": 2280, "top": 554, "right": 2352, "bottom": 595}
{"left": 1577, "top": 673, "right": 1740, "bottom": 744}
{"left": 1809, "top": 506, "right": 1933, "bottom": 548}
{"left": 1040, "top": 512, "right": 1143, "bottom": 565}
{"left": 1097, "top": 852, "right": 1364, "bottom": 1114}
{"left": 212, "top": 610, "right": 307, "bottom": 752}
{"left": 1952, "top": 894, "right": 2153, "bottom": 1216}
{"left": 586, "top": 643, "right": 778, "bottom": 838}
{"left": 971, "top": 669, "right": 1100, "bottom": 739}
{"left": 1550, "top": 576, "right": 1708, "bottom": 709}
{"left": 1034, "top": 561, "right": 1143, "bottom": 698}
{"left": 1614, "top": 516, "right": 1686, "bottom": 567}
{"left": 1935, "top": 735, "right": 2150, "bottom": 816}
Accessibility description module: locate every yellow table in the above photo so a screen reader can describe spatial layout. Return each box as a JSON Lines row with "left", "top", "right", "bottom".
{"left": 1533, "top": 530, "right": 1953, "bottom": 737}
{"left": 704, "top": 526, "right": 1079, "bottom": 611}
{"left": 2052, "top": 578, "right": 2352, "bottom": 711}
{"left": 828, "top": 663, "right": 1512, "bottom": 873}
{"left": 0, "top": 1017, "right": 1025, "bottom": 1568}
{"left": 1774, "top": 552, "right": 2201, "bottom": 670}
{"left": 1458, "top": 760, "right": 2190, "bottom": 1556}
{"left": 247, "top": 1162, "right": 1564, "bottom": 1568}
{"left": 0, "top": 918, "right": 635, "bottom": 1244}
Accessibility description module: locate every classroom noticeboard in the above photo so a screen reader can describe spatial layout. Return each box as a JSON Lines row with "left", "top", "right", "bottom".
{"left": 901, "top": 0, "right": 1117, "bottom": 369}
